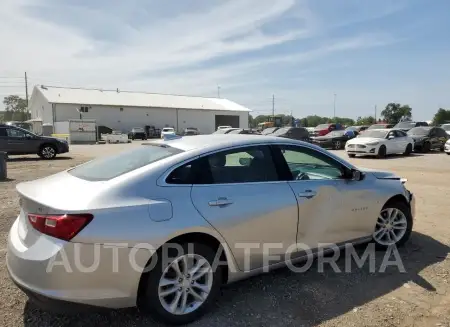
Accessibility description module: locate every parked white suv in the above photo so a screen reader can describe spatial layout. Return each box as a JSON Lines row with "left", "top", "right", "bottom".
{"left": 160, "top": 127, "right": 175, "bottom": 138}
{"left": 445, "top": 139, "right": 450, "bottom": 155}
{"left": 217, "top": 125, "right": 232, "bottom": 131}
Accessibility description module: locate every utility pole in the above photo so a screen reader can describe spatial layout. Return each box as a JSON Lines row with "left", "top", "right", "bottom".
{"left": 25, "top": 72, "right": 29, "bottom": 107}
{"left": 374, "top": 105, "right": 377, "bottom": 121}
{"left": 333, "top": 93, "right": 336, "bottom": 118}
{"left": 272, "top": 94, "right": 275, "bottom": 118}
{"left": 217, "top": 85, "right": 221, "bottom": 98}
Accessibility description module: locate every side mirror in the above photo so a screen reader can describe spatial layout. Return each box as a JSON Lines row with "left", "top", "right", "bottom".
{"left": 239, "top": 158, "right": 252, "bottom": 166}
{"left": 352, "top": 170, "right": 363, "bottom": 181}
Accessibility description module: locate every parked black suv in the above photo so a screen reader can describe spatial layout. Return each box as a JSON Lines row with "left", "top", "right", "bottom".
{"left": 271, "top": 127, "right": 311, "bottom": 142}
{"left": 0, "top": 124, "right": 69, "bottom": 159}
{"left": 128, "top": 127, "right": 147, "bottom": 140}
{"left": 407, "top": 126, "right": 448, "bottom": 152}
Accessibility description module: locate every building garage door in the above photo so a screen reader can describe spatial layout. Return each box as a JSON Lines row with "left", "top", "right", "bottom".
{"left": 215, "top": 115, "right": 239, "bottom": 129}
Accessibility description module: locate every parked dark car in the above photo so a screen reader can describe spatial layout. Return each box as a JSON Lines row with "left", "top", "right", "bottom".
{"left": 272, "top": 127, "right": 311, "bottom": 142}
{"left": 0, "top": 124, "right": 69, "bottom": 159}
{"left": 213, "top": 128, "right": 240, "bottom": 134}
{"left": 310, "top": 123, "right": 343, "bottom": 137}
{"left": 128, "top": 127, "right": 147, "bottom": 140}
{"left": 394, "top": 121, "right": 428, "bottom": 132}
{"left": 367, "top": 123, "right": 394, "bottom": 130}
{"left": 407, "top": 127, "right": 448, "bottom": 152}
{"left": 312, "top": 130, "right": 358, "bottom": 150}
{"left": 228, "top": 128, "right": 260, "bottom": 135}
{"left": 260, "top": 127, "right": 280, "bottom": 135}
{"left": 183, "top": 127, "right": 200, "bottom": 136}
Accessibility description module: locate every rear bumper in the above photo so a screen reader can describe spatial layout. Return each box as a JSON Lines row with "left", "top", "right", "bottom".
{"left": 7, "top": 217, "right": 150, "bottom": 311}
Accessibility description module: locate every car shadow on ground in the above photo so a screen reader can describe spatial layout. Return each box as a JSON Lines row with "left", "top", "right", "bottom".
{"left": 7, "top": 156, "right": 73, "bottom": 162}
{"left": 22, "top": 232, "right": 448, "bottom": 327}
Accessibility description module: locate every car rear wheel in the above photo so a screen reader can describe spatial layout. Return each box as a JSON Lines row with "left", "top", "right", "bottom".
{"left": 377, "top": 145, "right": 387, "bottom": 159}
{"left": 372, "top": 201, "right": 412, "bottom": 250}
{"left": 38, "top": 145, "right": 57, "bottom": 159}
{"left": 333, "top": 140, "right": 342, "bottom": 150}
{"left": 140, "top": 243, "right": 222, "bottom": 325}
{"left": 403, "top": 143, "right": 413, "bottom": 156}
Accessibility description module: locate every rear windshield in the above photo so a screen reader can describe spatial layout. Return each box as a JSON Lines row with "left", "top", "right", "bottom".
{"left": 261, "top": 127, "right": 278, "bottom": 135}
{"left": 68, "top": 145, "right": 183, "bottom": 181}
{"left": 315, "top": 124, "right": 330, "bottom": 130}
{"left": 407, "top": 127, "right": 430, "bottom": 135}
{"left": 394, "top": 122, "right": 415, "bottom": 129}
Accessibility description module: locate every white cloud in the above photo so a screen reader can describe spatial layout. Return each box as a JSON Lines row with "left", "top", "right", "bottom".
{"left": 0, "top": 0, "right": 403, "bottom": 116}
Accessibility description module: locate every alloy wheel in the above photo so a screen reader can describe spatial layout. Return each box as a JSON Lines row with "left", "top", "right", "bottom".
{"left": 42, "top": 146, "right": 55, "bottom": 159}
{"left": 158, "top": 254, "right": 213, "bottom": 315}
{"left": 334, "top": 141, "right": 341, "bottom": 150}
{"left": 373, "top": 208, "right": 408, "bottom": 246}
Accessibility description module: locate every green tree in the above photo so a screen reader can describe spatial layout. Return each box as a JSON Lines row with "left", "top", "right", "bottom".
{"left": 356, "top": 116, "right": 376, "bottom": 125}
{"left": 380, "top": 103, "right": 412, "bottom": 124}
{"left": 432, "top": 108, "right": 450, "bottom": 126}
{"left": 3, "top": 95, "right": 29, "bottom": 121}
{"left": 334, "top": 117, "right": 355, "bottom": 126}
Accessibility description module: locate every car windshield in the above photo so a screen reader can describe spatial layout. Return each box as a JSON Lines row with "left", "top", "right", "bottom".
{"left": 360, "top": 130, "right": 388, "bottom": 138}
{"left": 407, "top": 127, "right": 430, "bottom": 136}
{"left": 162, "top": 128, "right": 174, "bottom": 132}
{"left": 228, "top": 129, "right": 242, "bottom": 134}
{"left": 261, "top": 127, "right": 278, "bottom": 135}
{"left": 315, "top": 124, "right": 329, "bottom": 130}
{"left": 213, "top": 128, "right": 231, "bottom": 134}
{"left": 345, "top": 126, "right": 357, "bottom": 131}
{"left": 132, "top": 128, "right": 144, "bottom": 132}
{"left": 272, "top": 127, "right": 290, "bottom": 136}
{"left": 69, "top": 145, "right": 183, "bottom": 181}
{"left": 395, "top": 122, "right": 415, "bottom": 129}
{"left": 328, "top": 131, "right": 345, "bottom": 136}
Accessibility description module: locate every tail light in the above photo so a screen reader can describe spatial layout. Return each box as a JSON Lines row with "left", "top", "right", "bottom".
{"left": 28, "top": 214, "right": 93, "bottom": 241}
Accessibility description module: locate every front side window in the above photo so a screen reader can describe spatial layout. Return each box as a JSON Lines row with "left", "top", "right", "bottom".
{"left": 6, "top": 128, "right": 27, "bottom": 138}
{"left": 278, "top": 145, "right": 345, "bottom": 180}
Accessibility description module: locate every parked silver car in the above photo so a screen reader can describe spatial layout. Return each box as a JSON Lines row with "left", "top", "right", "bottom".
{"left": 7, "top": 134, "right": 415, "bottom": 324}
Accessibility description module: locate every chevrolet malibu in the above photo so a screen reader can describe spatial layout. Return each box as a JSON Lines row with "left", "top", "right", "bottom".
{"left": 7, "top": 134, "right": 415, "bottom": 325}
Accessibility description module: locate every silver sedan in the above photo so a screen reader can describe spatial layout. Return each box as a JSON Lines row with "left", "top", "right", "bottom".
{"left": 7, "top": 134, "right": 415, "bottom": 325}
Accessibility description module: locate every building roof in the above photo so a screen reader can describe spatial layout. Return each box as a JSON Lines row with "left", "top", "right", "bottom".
{"left": 32, "top": 85, "right": 251, "bottom": 112}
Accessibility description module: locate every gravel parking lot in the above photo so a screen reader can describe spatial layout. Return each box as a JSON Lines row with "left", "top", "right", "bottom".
{"left": 1, "top": 143, "right": 450, "bottom": 327}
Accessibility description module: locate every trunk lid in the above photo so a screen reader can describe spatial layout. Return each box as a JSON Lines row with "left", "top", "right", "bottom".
{"left": 16, "top": 171, "right": 107, "bottom": 246}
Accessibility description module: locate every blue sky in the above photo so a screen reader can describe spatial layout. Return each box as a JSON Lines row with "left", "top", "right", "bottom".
{"left": 1, "top": 0, "right": 449, "bottom": 121}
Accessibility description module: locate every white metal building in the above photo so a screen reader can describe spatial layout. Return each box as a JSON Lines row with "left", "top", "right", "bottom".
{"left": 28, "top": 85, "right": 251, "bottom": 135}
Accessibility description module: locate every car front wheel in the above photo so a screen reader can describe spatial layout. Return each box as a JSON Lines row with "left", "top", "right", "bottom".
{"left": 372, "top": 201, "right": 412, "bottom": 250}
{"left": 140, "top": 243, "right": 222, "bottom": 325}
{"left": 38, "top": 145, "right": 57, "bottom": 159}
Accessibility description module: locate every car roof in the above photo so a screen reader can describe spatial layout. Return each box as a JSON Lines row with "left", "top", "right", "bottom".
{"left": 147, "top": 134, "right": 302, "bottom": 151}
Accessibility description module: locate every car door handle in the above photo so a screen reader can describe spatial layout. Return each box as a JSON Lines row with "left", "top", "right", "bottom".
{"left": 208, "top": 198, "right": 234, "bottom": 206}
{"left": 298, "top": 190, "right": 317, "bottom": 199}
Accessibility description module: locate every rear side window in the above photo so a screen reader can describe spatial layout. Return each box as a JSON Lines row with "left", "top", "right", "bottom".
{"left": 69, "top": 145, "right": 183, "bottom": 181}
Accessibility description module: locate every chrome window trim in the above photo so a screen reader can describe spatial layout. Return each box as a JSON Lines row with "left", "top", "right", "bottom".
{"left": 158, "top": 141, "right": 355, "bottom": 187}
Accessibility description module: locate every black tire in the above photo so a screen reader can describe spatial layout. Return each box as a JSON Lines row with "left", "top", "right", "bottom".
{"left": 38, "top": 144, "right": 57, "bottom": 159}
{"left": 422, "top": 142, "right": 431, "bottom": 153}
{"left": 333, "top": 140, "right": 342, "bottom": 150}
{"left": 403, "top": 143, "right": 413, "bottom": 156}
{"left": 348, "top": 153, "right": 356, "bottom": 158}
{"left": 377, "top": 145, "right": 387, "bottom": 159}
{"left": 372, "top": 200, "right": 413, "bottom": 250}
{"left": 139, "top": 243, "right": 223, "bottom": 325}
{"left": 440, "top": 145, "right": 445, "bottom": 152}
